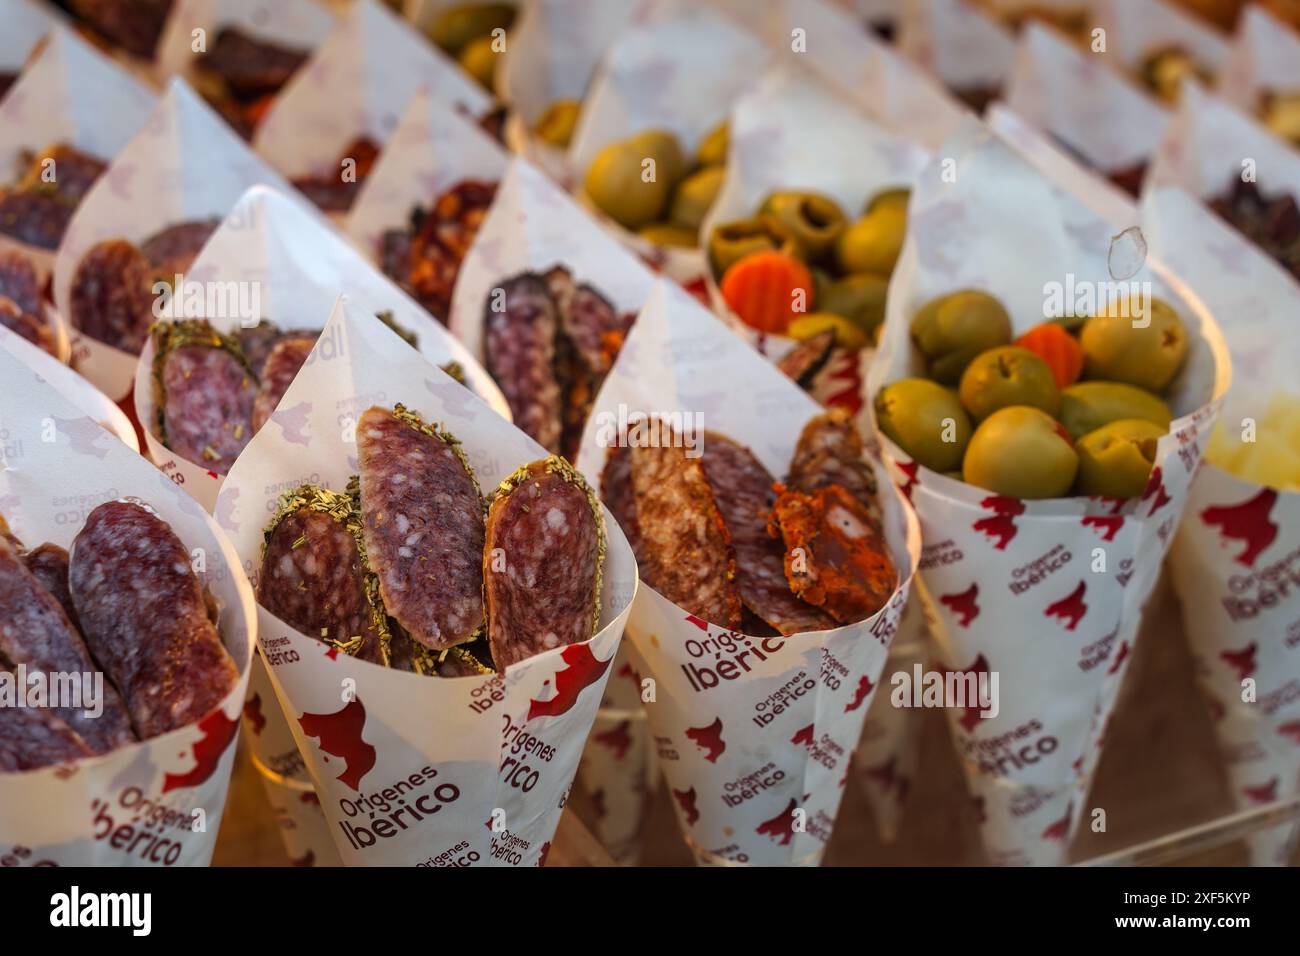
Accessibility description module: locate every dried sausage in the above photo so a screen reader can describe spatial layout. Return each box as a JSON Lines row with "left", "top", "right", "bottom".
{"left": 252, "top": 334, "right": 315, "bottom": 432}
{"left": 484, "top": 273, "right": 562, "bottom": 452}
{"left": 69, "top": 238, "right": 156, "bottom": 353}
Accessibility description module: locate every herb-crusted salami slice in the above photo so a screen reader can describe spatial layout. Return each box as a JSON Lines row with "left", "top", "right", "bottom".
{"left": 252, "top": 334, "right": 315, "bottom": 432}
{"left": 69, "top": 239, "right": 156, "bottom": 353}
{"left": 630, "top": 438, "right": 742, "bottom": 629}
{"left": 0, "top": 537, "right": 136, "bottom": 753}
{"left": 484, "top": 273, "right": 562, "bottom": 453}
{"left": 357, "top": 405, "right": 485, "bottom": 650}
{"left": 483, "top": 457, "right": 604, "bottom": 671}
{"left": 0, "top": 703, "right": 95, "bottom": 772}
{"left": 701, "top": 433, "right": 836, "bottom": 636}
{"left": 69, "top": 501, "right": 239, "bottom": 740}
{"left": 152, "top": 320, "right": 257, "bottom": 475}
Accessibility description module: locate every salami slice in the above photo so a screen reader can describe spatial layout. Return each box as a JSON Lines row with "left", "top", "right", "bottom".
{"left": 599, "top": 445, "right": 643, "bottom": 562}
{"left": 235, "top": 320, "right": 286, "bottom": 376}
{"left": 0, "top": 191, "right": 74, "bottom": 250}
{"left": 484, "top": 273, "right": 562, "bottom": 452}
{"left": 252, "top": 334, "right": 315, "bottom": 432}
{"left": 0, "top": 537, "right": 136, "bottom": 753}
{"left": 0, "top": 703, "right": 95, "bottom": 772}
{"left": 140, "top": 219, "right": 220, "bottom": 277}
{"left": 701, "top": 433, "right": 836, "bottom": 636}
{"left": 630, "top": 438, "right": 742, "bottom": 629}
{"left": 357, "top": 405, "right": 485, "bottom": 650}
{"left": 776, "top": 331, "right": 835, "bottom": 389}
{"left": 23, "top": 543, "right": 80, "bottom": 632}
{"left": 198, "top": 27, "right": 309, "bottom": 97}
{"left": 483, "top": 457, "right": 604, "bottom": 671}
{"left": 17, "top": 144, "right": 108, "bottom": 205}
{"left": 768, "top": 484, "right": 895, "bottom": 625}
{"left": 69, "top": 238, "right": 156, "bottom": 353}
{"left": 152, "top": 320, "right": 257, "bottom": 475}
{"left": 69, "top": 501, "right": 239, "bottom": 739}
{"left": 787, "top": 409, "right": 881, "bottom": 520}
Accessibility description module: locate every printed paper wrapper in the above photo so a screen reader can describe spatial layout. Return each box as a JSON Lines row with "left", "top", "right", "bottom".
{"left": 1144, "top": 184, "right": 1300, "bottom": 866}
{"left": 868, "top": 121, "right": 1229, "bottom": 865}
{"left": 0, "top": 0, "right": 60, "bottom": 78}
{"left": 132, "top": 183, "right": 508, "bottom": 513}
{"left": 155, "top": 0, "right": 337, "bottom": 100}
{"left": 0, "top": 328, "right": 137, "bottom": 452}
{"left": 51, "top": 78, "right": 296, "bottom": 401}
{"left": 347, "top": 84, "right": 507, "bottom": 283}
{"left": 852, "top": 596, "right": 928, "bottom": 844}
{"left": 896, "top": 0, "right": 1016, "bottom": 100}
{"left": 1094, "top": 0, "right": 1228, "bottom": 85}
{"left": 216, "top": 297, "right": 637, "bottom": 866}
{"left": 0, "top": 347, "right": 255, "bottom": 866}
{"left": 448, "top": 157, "right": 657, "bottom": 360}
{"left": 1217, "top": 6, "right": 1300, "bottom": 124}
{"left": 566, "top": 3, "right": 772, "bottom": 283}
{"left": 698, "top": 64, "right": 929, "bottom": 414}
{"left": 1002, "top": 23, "right": 1169, "bottom": 182}
{"left": 575, "top": 279, "right": 921, "bottom": 866}
{"left": 0, "top": 27, "right": 155, "bottom": 301}
{"left": 498, "top": 0, "right": 638, "bottom": 185}
{"left": 252, "top": 0, "right": 491, "bottom": 186}
{"left": 242, "top": 651, "right": 342, "bottom": 866}
{"left": 739, "top": 0, "right": 968, "bottom": 152}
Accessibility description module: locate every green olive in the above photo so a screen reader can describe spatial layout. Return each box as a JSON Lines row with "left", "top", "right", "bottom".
{"left": 585, "top": 141, "right": 670, "bottom": 229}
{"left": 789, "top": 312, "right": 869, "bottom": 350}
{"left": 629, "top": 129, "right": 686, "bottom": 189}
{"left": 963, "top": 406, "right": 1079, "bottom": 499}
{"left": 1074, "top": 419, "right": 1165, "bottom": 497}
{"left": 1080, "top": 296, "right": 1189, "bottom": 391}
{"left": 875, "top": 378, "right": 972, "bottom": 473}
{"left": 429, "top": 3, "right": 515, "bottom": 55}
{"left": 958, "top": 346, "right": 1061, "bottom": 421}
{"left": 836, "top": 204, "right": 906, "bottom": 275}
{"left": 534, "top": 99, "right": 581, "bottom": 148}
{"left": 865, "top": 187, "right": 910, "bottom": 215}
{"left": 707, "top": 217, "right": 791, "bottom": 277}
{"left": 1058, "top": 381, "right": 1172, "bottom": 441}
{"left": 759, "top": 191, "right": 847, "bottom": 262}
{"left": 910, "top": 289, "right": 1013, "bottom": 385}
{"left": 819, "top": 273, "right": 888, "bottom": 335}
{"left": 695, "top": 121, "right": 728, "bottom": 168}
{"left": 458, "top": 35, "right": 498, "bottom": 89}
{"left": 670, "top": 166, "right": 725, "bottom": 231}
{"left": 637, "top": 223, "right": 698, "bottom": 248}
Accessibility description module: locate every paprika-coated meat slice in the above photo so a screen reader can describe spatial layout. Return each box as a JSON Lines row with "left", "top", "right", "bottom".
{"left": 787, "top": 409, "right": 881, "bottom": 522}
{"left": 768, "top": 484, "right": 896, "bottom": 625}
{"left": 69, "top": 239, "right": 156, "bottom": 353}
{"left": 69, "top": 501, "right": 239, "bottom": 740}
{"left": 0, "top": 537, "right": 136, "bottom": 753}
{"left": 152, "top": 321, "right": 256, "bottom": 475}
{"left": 0, "top": 703, "right": 95, "bottom": 772}
{"left": 357, "top": 405, "right": 485, "bottom": 650}
{"left": 630, "top": 438, "right": 742, "bottom": 629}
{"left": 484, "top": 273, "right": 562, "bottom": 453}
{"left": 252, "top": 334, "right": 315, "bottom": 432}
{"left": 483, "top": 457, "right": 604, "bottom": 671}
{"left": 701, "top": 432, "right": 836, "bottom": 635}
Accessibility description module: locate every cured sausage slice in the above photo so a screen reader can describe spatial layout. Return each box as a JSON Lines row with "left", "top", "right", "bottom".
{"left": 775, "top": 331, "right": 835, "bottom": 389}
{"left": 357, "top": 405, "right": 485, "bottom": 650}
{"left": 0, "top": 537, "right": 135, "bottom": 753}
{"left": 140, "top": 219, "right": 219, "bottom": 277}
{"left": 787, "top": 409, "right": 881, "bottom": 521}
{"left": 252, "top": 334, "right": 315, "bottom": 432}
{"left": 483, "top": 458, "right": 604, "bottom": 671}
{"left": 0, "top": 192, "right": 73, "bottom": 250}
{"left": 69, "top": 501, "right": 239, "bottom": 739}
{"left": 630, "top": 437, "right": 741, "bottom": 629}
{"left": 68, "top": 239, "right": 156, "bottom": 353}
{"left": 198, "top": 27, "right": 309, "bottom": 97}
{"left": 599, "top": 445, "right": 643, "bottom": 562}
{"left": 0, "top": 251, "right": 42, "bottom": 315}
{"left": 151, "top": 320, "right": 256, "bottom": 475}
{"left": 484, "top": 273, "right": 562, "bottom": 453}
{"left": 22, "top": 543, "right": 80, "bottom": 632}
{"left": 701, "top": 433, "right": 835, "bottom": 636}
{"left": 0, "top": 704, "right": 94, "bottom": 772}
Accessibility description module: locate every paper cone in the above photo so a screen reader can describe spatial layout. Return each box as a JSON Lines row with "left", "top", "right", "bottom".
{"left": 1217, "top": 5, "right": 1300, "bottom": 129}
{"left": 868, "top": 120, "right": 1229, "bottom": 865}
{"left": 574, "top": 279, "right": 921, "bottom": 866}
{"left": 52, "top": 78, "right": 296, "bottom": 401}
{"left": 131, "top": 183, "right": 508, "bottom": 512}
{"left": 0, "top": 0, "right": 61, "bottom": 80}
{"left": 1144, "top": 184, "right": 1300, "bottom": 866}
{"left": 216, "top": 297, "right": 637, "bottom": 866}
{"left": 896, "top": 0, "right": 1016, "bottom": 106}
{"left": 0, "top": 346, "right": 255, "bottom": 865}
{"left": 1094, "top": 0, "right": 1227, "bottom": 93}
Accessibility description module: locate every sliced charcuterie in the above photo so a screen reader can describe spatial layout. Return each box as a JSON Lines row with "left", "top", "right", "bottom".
{"left": 786, "top": 408, "right": 881, "bottom": 521}
{"left": 484, "top": 272, "right": 563, "bottom": 453}
{"left": 251, "top": 334, "right": 315, "bottom": 432}
{"left": 69, "top": 239, "right": 156, "bottom": 353}
{"left": 0, "top": 704, "right": 95, "bottom": 772}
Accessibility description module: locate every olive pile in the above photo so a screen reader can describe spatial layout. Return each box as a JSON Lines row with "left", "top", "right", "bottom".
{"left": 427, "top": 2, "right": 516, "bottom": 90}
{"left": 876, "top": 290, "right": 1191, "bottom": 500}
{"left": 583, "top": 123, "right": 728, "bottom": 249}
{"left": 706, "top": 187, "right": 909, "bottom": 348}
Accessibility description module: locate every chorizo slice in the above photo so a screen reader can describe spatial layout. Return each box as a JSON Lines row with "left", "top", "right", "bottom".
{"left": 484, "top": 272, "right": 562, "bottom": 453}
{"left": 357, "top": 405, "right": 485, "bottom": 651}
{"left": 483, "top": 457, "right": 604, "bottom": 671}
{"left": 787, "top": 409, "right": 880, "bottom": 521}
{"left": 69, "top": 501, "right": 239, "bottom": 740}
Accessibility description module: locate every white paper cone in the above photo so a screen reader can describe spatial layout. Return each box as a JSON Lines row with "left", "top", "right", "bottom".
{"left": 0, "top": 0, "right": 61, "bottom": 80}
{"left": 1093, "top": 0, "right": 1228, "bottom": 87}
{"left": 347, "top": 85, "right": 507, "bottom": 275}
{"left": 574, "top": 279, "right": 921, "bottom": 866}
{"left": 1144, "top": 184, "right": 1300, "bottom": 866}
{"left": 0, "top": 27, "right": 156, "bottom": 302}
{"left": 131, "top": 184, "right": 508, "bottom": 513}
{"left": 216, "top": 297, "right": 637, "bottom": 866}
{"left": 0, "top": 348, "right": 255, "bottom": 865}
{"left": 896, "top": 0, "right": 1016, "bottom": 101}
{"left": 868, "top": 120, "right": 1229, "bottom": 865}
{"left": 252, "top": 0, "right": 492, "bottom": 185}
{"left": 52, "top": 78, "right": 296, "bottom": 401}
{"left": 1217, "top": 6, "right": 1300, "bottom": 128}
